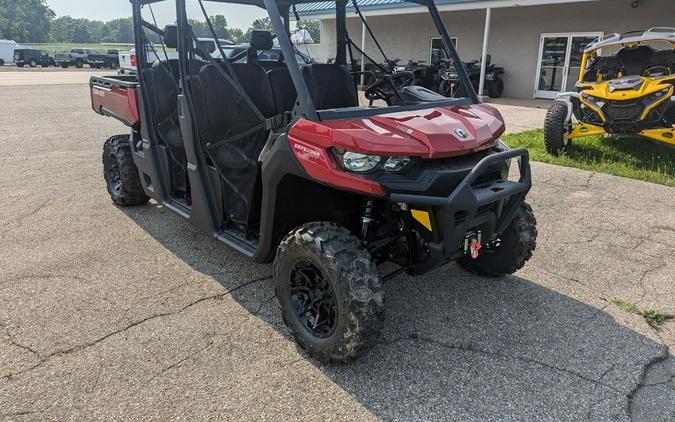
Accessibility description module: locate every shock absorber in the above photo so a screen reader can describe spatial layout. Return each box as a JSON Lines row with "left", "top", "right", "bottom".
{"left": 361, "top": 199, "right": 374, "bottom": 238}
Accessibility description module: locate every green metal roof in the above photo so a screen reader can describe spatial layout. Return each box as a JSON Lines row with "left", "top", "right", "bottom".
{"left": 294, "top": 0, "right": 488, "bottom": 15}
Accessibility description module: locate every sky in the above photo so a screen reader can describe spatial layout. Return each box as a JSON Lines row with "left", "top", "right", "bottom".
{"left": 45, "top": 0, "right": 268, "bottom": 30}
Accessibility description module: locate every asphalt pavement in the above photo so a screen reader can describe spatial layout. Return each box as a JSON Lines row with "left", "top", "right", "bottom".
{"left": 0, "top": 72, "right": 673, "bottom": 421}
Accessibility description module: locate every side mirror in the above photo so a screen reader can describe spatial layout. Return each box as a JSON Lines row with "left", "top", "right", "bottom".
{"left": 485, "top": 54, "right": 492, "bottom": 66}
{"left": 164, "top": 25, "right": 178, "bottom": 49}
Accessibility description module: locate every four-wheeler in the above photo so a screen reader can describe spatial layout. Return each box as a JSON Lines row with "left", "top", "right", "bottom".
{"left": 90, "top": 0, "right": 537, "bottom": 363}
{"left": 545, "top": 28, "right": 675, "bottom": 154}
{"left": 13, "top": 49, "right": 55, "bottom": 68}
{"left": 439, "top": 55, "right": 505, "bottom": 99}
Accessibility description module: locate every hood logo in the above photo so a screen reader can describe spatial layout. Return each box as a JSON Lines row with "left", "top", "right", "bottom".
{"left": 454, "top": 128, "right": 469, "bottom": 140}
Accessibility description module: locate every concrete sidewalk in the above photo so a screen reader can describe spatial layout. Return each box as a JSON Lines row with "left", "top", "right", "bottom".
{"left": 488, "top": 97, "right": 551, "bottom": 134}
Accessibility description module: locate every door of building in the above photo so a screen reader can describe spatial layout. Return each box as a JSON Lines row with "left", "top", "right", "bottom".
{"left": 535, "top": 33, "right": 602, "bottom": 99}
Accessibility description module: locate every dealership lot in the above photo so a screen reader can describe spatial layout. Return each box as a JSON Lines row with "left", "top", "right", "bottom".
{"left": 0, "top": 73, "right": 673, "bottom": 420}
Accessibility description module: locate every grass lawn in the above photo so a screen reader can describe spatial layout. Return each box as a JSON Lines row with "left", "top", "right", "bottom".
{"left": 503, "top": 129, "right": 675, "bottom": 188}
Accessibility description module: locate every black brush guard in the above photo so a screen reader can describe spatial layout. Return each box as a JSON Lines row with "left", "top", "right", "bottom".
{"left": 389, "top": 148, "right": 531, "bottom": 274}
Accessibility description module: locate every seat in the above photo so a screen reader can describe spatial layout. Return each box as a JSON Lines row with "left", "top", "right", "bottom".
{"left": 301, "top": 63, "right": 359, "bottom": 110}
{"left": 617, "top": 45, "right": 654, "bottom": 77}
{"left": 142, "top": 60, "right": 182, "bottom": 149}
{"left": 268, "top": 67, "right": 297, "bottom": 114}
{"left": 247, "top": 30, "right": 274, "bottom": 66}
{"left": 190, "top": 62, "right": 274, "bottom": 226}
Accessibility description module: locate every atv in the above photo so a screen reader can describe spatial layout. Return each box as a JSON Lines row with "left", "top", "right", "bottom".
{"left": 89, "top": 0, "right": 537, "bottom": 363}
{"left": 544, "top": 28, "right": 675, "bottom": 155}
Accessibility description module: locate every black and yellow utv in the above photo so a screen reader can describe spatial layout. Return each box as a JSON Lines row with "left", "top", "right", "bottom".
{"left": 544, "top": 28, "right": 675, "bottom": 154}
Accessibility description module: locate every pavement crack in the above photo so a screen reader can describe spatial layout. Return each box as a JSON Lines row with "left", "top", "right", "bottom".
{"left": 146, "top": 341, "right": 214, "bottom": 383}
{"left": 394, "top": 334, "right": 623, "bottom": 394}
{"left": 0, "top": 275, "right": 272, "bottom": 380}
{"left": 627, "top": 344, "right": 670, "bottom": 419}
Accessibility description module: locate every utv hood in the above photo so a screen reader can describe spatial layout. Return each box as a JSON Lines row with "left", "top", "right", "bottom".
{"left": 291, "top": 103, "right": 506, "bottom": 159}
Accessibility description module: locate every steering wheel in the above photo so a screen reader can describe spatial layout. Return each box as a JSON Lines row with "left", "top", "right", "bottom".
{"left": 364, "top": 71, "right": 415, "bottom": 104}
{"left": 644, "top": 66, "right": 670, "bottom": 78}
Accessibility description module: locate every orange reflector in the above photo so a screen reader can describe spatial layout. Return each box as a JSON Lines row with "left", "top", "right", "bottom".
{"left": 411, "top": 209, "right": 432, "bottom": 231}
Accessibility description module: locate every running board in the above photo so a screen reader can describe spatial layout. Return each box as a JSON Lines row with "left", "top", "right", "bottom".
{"left": 215, "top": 229, "right": 258, "bottom": 258}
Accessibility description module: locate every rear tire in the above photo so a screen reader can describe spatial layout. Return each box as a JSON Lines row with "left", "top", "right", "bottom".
{"left": 61, "top": 64, "right": 69, "bottom": 69}
{"left": 274, "top": 222, "right": 384, "bottom": 364}
{"left": 0, "top": 59, "right": 4, "bottom": 66}
{"left": 110, "top": 61, "right": 118, "bottom": 69}
{"left": 458, "top": 202, "right": 537, "bottom": 277}
{"left": 544, "top": 102, "right": 571, "bottom": 155}
{"left": 488, "top": 78, "right": 504, "bottom": 98}
{"left": 102, "top": 135, "right": 149, "bottom": 207}
{"left": 17, "top": 63, "right": 24, "bottom": 68}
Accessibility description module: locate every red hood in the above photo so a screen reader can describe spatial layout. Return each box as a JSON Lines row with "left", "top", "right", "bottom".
{"left": 290, "top": 103, "right": 505, "bottom": 159}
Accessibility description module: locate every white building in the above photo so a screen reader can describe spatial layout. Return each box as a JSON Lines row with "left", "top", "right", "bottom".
{"left": 295, "top": 0, "right": 675, "bottom": 98}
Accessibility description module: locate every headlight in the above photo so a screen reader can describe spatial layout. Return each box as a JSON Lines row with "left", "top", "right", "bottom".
{"left": 383, "top": 156, "right": 411, "bottom": 172}
{"left": 335, "top": 150, "right": 412, "bottom": 173}
{"left": 341, "top": 151, "right": 382, "bottom": 172}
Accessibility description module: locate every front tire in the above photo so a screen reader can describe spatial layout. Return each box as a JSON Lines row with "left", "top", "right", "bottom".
{"left": 274, "top": 222, "right": 384, "bottom": 364}
{"left": 102, "top": 135, "right": 149, "bottom": 206}
{"left": 458, "top": 202, "right": 537, "bottom": 277}
{"left": 544, "top": 102, "right": 571, "bottom": 155}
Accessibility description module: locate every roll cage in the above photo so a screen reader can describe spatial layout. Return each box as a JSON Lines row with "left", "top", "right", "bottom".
{"left": 130, "top": 0, "right": 478, "bottom": 123}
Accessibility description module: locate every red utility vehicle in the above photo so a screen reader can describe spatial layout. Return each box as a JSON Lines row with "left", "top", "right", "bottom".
{"left": 90, "top": 0, "right": 537, "bottom": 363}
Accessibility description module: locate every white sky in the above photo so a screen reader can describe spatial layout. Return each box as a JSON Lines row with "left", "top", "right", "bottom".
{"left": 45, "top": 0, "right": 268, "bottom": 30}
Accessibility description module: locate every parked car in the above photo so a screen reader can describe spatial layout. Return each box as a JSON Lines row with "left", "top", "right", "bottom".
{"left": 13, "top": 49, "right": 55, "bottom": 67}
{"left": 54, "top": 48, "right": 97, "bottom": 68}
{"left": 87, "top": 49, "right": 121, "bottom": 69}
{"left": 0, "top": 39, "right": 19, "bottom": 66}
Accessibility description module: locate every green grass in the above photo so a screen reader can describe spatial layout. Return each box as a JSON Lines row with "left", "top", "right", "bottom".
{"left": 503, "top": 129, "right": 675, "bottom": 188}
{"left": 611, "top": 298, "right": 672, "bottom": 328}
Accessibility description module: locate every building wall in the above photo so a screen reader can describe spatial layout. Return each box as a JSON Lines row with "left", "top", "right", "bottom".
{"left": 310, "top": 0, "right": 675, "bottom": 98}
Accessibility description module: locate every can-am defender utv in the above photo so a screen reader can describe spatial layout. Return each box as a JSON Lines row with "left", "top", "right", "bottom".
{"left": 544, "top": 28, "right": 675, "bottom": 155}
{"left": 90, "top": 0, "right": 537, "bottom": 363}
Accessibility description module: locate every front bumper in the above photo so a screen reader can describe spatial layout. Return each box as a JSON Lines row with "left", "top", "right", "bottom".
{"left": 389, "top": 148, "right": 531, "bottom": 274}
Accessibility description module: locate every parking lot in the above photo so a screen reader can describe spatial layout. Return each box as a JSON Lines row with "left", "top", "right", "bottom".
{"left": 0, "top": 71, "right": 673, "bottom": 421}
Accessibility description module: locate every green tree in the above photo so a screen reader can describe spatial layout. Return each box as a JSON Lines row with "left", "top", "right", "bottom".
{"left": 103, "top": 17, "right": 134, "bottom": 43}
{"left": 0, "top": 0, "right": 55, "bottom": 42}
{"left": 297, "top": 19, "right": 320, "bottom": 43}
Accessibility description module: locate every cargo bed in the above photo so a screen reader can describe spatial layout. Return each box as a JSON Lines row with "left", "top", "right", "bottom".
{"left": 90, "top": 75, "right": 140, "bottom": 127}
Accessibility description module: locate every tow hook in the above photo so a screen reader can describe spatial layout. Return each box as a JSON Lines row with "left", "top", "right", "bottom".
{"left": 464, "top": 231, "right": 482, "bottom": 259}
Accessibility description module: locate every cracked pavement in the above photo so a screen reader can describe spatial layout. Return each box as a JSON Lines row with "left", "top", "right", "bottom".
{"left": 0, "top": 78, "right": 673, "bottom": 421}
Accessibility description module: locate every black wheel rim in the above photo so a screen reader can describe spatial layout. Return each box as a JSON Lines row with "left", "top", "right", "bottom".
{"left": 107, "top": 152, "right": 122, "bottom": 193}
{"left": 289, "top": 259, "right": 338, "bottom": 338}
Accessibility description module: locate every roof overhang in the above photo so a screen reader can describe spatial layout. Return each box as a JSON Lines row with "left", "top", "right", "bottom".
{"left": 295, "top": 0, "right": 601, "bottom": 20}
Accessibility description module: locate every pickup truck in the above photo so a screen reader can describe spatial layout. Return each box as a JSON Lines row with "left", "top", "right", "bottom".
{"left": 118, "top": 48, "right": 179, "bottom": 75}
{"left": 87, "top": 49, "right": 121, "bottom": 69}
{"left": 54, "top": 48, "right": 98, "bottom": 68}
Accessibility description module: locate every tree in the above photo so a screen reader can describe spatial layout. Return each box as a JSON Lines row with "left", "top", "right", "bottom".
{"left": 297, "top": 20, "right": 320, "bottom": 43}
{"left": 244, "top": 17, "right": 272, "bottom": 41}
{"left": 0, "top": 0, "right": 55, "bottom": 42}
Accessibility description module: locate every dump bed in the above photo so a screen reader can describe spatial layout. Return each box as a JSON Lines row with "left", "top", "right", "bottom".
{"left": 90, "top": 75, "right": 140, "bottom": 127}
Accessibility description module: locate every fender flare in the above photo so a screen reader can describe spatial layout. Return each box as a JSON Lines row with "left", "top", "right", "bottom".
{"left": 553, "top": 92, "right": 581, "bottom": 123}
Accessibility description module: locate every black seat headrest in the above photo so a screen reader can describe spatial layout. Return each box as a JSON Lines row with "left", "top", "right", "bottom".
{"left": 617, "top": 45, "right": 654, "bottom": 65}
{"left": 250, "top": 30, "right": 273, "bottom": 50}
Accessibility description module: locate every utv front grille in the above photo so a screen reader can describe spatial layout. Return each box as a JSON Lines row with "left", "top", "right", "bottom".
{"left": 602, "top": 100, "right": 646, "bottom": 133}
